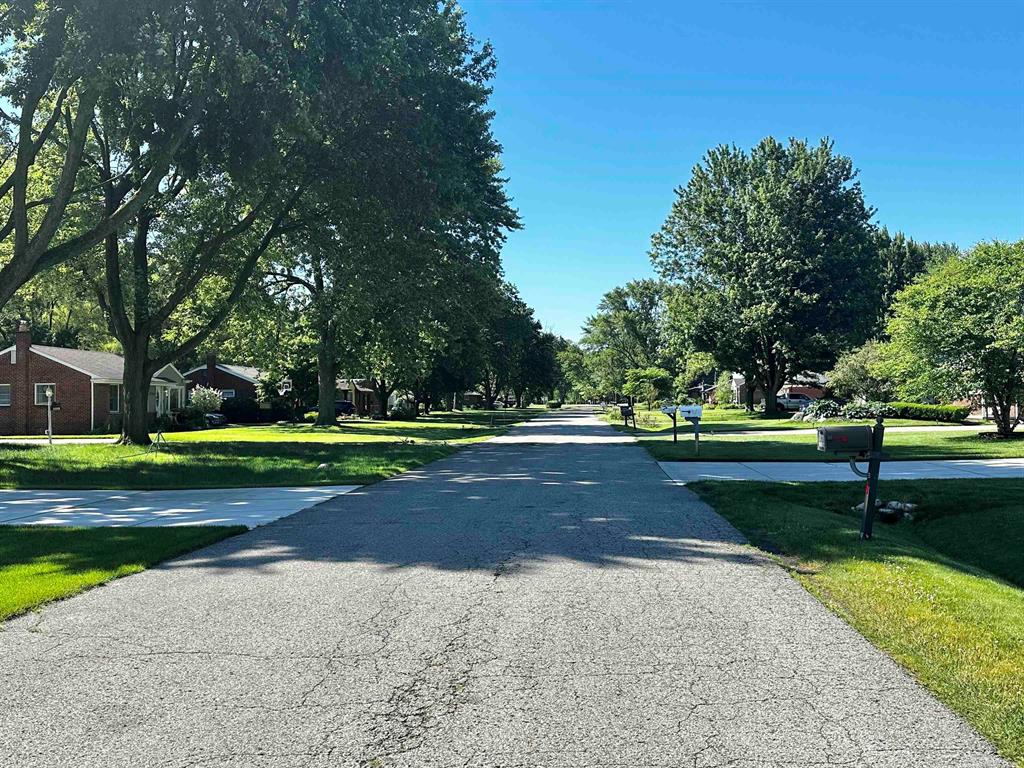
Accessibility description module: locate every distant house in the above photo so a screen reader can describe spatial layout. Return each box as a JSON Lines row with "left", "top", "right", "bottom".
{"left": 183, "top": 353, "right": 265, "bottom": 402}
{"left": 0, "top": 321, "right": 186, "bottom": 435}
{"left": 337, "top": 377, "right": 398, "bottom": 416}
{"left": 730, "top": 373, "right": 827, "bottom": 405}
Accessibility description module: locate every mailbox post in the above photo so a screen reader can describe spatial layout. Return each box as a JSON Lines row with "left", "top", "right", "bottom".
{"left": 660, "top": 405, "right": 679, "bottom": 442}
{"left": 619, "top": 403, "right": 635, "bottom": 430}
{"left": 816, "top": 417, "right": 886, "bottom": 539}
{"left": 678, "top": 405, "right": 703, "bottom": 455}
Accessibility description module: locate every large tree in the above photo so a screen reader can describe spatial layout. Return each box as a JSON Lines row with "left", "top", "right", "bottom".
{"left": 883, "top": 240, "right": 1024, "bottom": 437}
{"left": 580, "top": 279, "right": 670, "bottom": 394}
{"left": 0, "top": 0, "right": 285, "bottom": 308}
{"left": 76, "top": 0, "right": 515, "bottom": 442}
{"left": 651, "top": 137, "right": 878, "bottom": 414}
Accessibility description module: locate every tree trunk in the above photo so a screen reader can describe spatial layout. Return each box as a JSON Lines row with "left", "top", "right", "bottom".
{"left": 373, "top": 380, "right": 392, "bottom": 418}
{"left": 990, "top": 391, "right": 1018, "bottom": 437}
{"left": 743, "top": 371, "right": 756, "bottom": 412}
{"left": 119, "top": 339, "right": 153, "bottom": 445}
{"left": 315, "top": 322, "right": 337, "bottom": 426}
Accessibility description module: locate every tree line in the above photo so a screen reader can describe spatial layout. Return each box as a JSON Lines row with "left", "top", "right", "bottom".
{"left": 0, "top": 0, "right": 563, "bottom": 442}
{"left": 562, "top": 138, "right": 1023, "bottom": 436}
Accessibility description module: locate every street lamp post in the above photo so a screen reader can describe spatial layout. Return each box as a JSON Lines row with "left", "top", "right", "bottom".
{"left": 44, "top": 386, "right": 53, "bottom": 446}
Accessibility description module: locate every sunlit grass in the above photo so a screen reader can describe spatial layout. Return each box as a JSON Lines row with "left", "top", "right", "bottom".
{"left": 0, "top": 526, "right": 245, "bottom": 621}
{"left": 691, "top": 478, "right": 1024, "bottom": 765}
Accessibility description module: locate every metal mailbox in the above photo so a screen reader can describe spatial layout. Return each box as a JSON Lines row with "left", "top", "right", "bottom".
{"left": 816, "top": 426, "right": 872, "bottom": 455}
{"left": 678, "top": 405, "right": 703, "bottom": 420}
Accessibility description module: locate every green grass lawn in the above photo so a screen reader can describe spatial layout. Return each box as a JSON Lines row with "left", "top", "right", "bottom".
{"left": 168, "top": 407, "right": 540, "bottom": 445}
{"left": 0, "top": 408, "right": 542, "bottom": 490}
{"left": 0, "top": 525, "right": 245, "bottom": 621}
{"left": 691, "top": 478, "right": 1024, "bottom": 766}
{"left": 643, "top": 427, "right": 1024, "bottom": 461}
{"left": 0, "top": 441, "right": 457, "bottom": 489}
{"left": 603, "top": 405, "right": 958, "bottom": 433}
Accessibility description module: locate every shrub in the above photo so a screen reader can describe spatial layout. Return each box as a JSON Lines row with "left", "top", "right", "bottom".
{"left": 840, "top": 401, "right": 896, "bottom": 420}
{"left": 189, "top": 384, "right": 223, "bottom": 413}
{"left": 546, "top": 400, "right": 562, "bottom": 409}
{"left": 221, "top": 396, "right": 260, "bottom": 424}
{"left": 886, "top": 401, "right": 970, "bottom": 423}
{"left": 800, "top": 398, "right": 843, "bottom": 421}
{"left": 301, "top": 410, "right": 319, "bottom": 423}
{"left": 389, "top": 399, "right": 417, "bottom": 420}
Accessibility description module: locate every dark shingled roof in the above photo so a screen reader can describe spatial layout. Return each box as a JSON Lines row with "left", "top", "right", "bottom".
{"left": 32, "top": 345, "right": 180, "bottom": 383}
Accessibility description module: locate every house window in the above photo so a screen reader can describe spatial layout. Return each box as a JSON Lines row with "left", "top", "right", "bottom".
{"left": 0, "top": 384, "right": 10, "bottom": 407}
{"left": 221, "top": 389, "right": 235, "bottom": 399}
{"left": 34, "top": 383, "right": 55, "bottom": 405}
{"left": 109, "top": 384, "right": 120, "bottom": 413}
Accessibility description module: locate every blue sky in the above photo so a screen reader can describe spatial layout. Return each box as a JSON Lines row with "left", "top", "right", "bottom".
{"left": 460, "top": 0, "right": 1024, "bottom": 339}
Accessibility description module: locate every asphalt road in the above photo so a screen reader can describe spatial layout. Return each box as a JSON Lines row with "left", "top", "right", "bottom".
{"left": 0, "top": 410, "right": 1007, "bottom": 767}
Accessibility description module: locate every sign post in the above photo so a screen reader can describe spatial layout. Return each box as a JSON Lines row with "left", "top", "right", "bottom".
{"left": 44, "top": 386, "right": 53, "bottom": 446}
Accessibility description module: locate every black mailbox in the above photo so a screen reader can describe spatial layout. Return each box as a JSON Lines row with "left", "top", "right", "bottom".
{"left": 816, "top": 426, "right": 872, "bottom": 455}
{"left": 619, "top": 404, "right": 634, "bottom": 418}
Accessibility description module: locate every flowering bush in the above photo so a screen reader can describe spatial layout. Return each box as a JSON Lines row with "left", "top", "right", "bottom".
{"left": 189, "top": 384, "right": 224, "bottom": 413}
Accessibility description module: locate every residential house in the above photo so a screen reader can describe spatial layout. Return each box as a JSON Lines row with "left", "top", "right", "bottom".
{"left": 0, "top": 321, "right": 186, "bottom": 435}
{"left": 337, "top": 377, "right": 398, "bottom": 416}
{"left": 183, "top": 353, "right": 265, "bottom": 403}
{"left": 730, "top": 372, "right": 827, "bottom": 406}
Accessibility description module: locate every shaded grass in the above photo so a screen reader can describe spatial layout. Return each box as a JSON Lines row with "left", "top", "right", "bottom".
{"left": 690, "top": 478, "right": 1024, "bottom": 765}
{"left": 0, "top": 525, "right": 244, "bottom": 621}
{"left": 644, "top": 428, "right": 1024, "bottom": 461}
{"left": 0, "top": 442, "right": 456, "bottom": 489}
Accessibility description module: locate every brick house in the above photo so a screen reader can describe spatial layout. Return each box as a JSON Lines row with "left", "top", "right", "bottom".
{"left": 0, "top": 321, "right": 186, "bottom": 435}
{"left": 337, "top": 377, "right": 399, "bottom": 416}
{"left": 183, "top": 353, "right": 265, "bottom": 403}
{"left": 729, "top": 372, "right": 827, "bottom": 406}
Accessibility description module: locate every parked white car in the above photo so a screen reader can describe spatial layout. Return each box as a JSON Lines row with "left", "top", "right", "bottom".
{"left": 776, "top": 392, "right": 814, "bottom": 411}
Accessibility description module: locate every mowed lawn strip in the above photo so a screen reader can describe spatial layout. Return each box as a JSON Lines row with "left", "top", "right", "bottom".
{"left": 0, "top": 408, "right": 545, "bottom": 490}
{"left": 690, "top": 478, "right": 1024, "bottom": 766}
{"left": 0, "top": 525, "right": 245, "bottom": 621}
{"left": 0, "top": 442, "right": 456, "bottom": 490}
{"left": 643, "top": 428, "right": 1024, "bottom": 461}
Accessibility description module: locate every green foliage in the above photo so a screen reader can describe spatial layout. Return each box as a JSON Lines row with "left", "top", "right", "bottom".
{"left": 714, "top": 371, "right": 734, "bottom": 405}
{"left": 546, "top": 400, "right": 562, "bottom": 409}
{"left": 581, "top": 280, "right": 671, "bottom": 393}
{"left": 883, "top": 240, "right": 1024, "bottom": 435}
{"left": 622, "top": 366, "right": 671, "bottom": 411}
{"left": 651, "top": 137, "right": 878, "bottom": 413}
{"left": 886, "top": 402, "right": 970, "bottom": 423}
{"left": 825, "top": 340, "right": 896, "bottom": 402}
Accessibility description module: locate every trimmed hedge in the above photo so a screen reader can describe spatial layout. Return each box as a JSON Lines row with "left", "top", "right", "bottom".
{"left": 546, "top": 400, "right": 563, "bottom": 409}
{"left": 886, "top": 401, "right": 970, "bottom": 423}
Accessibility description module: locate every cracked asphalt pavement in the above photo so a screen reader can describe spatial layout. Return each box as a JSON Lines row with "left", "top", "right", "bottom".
{"left": 0, "top": 410, "right": 1007, "bottom": 767}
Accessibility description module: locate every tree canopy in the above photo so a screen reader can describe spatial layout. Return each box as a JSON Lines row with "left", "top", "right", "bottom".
{"left": 650, "top": 137, "right": 878, "bottom": 413}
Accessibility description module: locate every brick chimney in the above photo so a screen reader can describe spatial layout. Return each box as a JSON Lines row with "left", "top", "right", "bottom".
{"left": 14, "top": 319, "right": 30, "bottom": 364}
{"left": 206, "top": 351, "right": 217, "bottom": 385}
{"left": 13, "top": 320, "right": 30, "bottom": 433}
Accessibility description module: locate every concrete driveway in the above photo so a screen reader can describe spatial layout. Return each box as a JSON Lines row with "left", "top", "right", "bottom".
{"left": 0, "top": 410, "right": 1007, "bottom": 767}
{"left": 0, "top": 485, "right": 359, "bottom": 528}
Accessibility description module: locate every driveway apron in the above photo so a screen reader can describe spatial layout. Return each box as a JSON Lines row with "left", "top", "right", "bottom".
{"left": 0, "top": 409, "right": 1007, "bottom": 767}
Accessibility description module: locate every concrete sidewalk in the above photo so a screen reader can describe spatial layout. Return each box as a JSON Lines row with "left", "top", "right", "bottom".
{"left": 0, "top": 485, "right": 360, "bottom": 527}
{"left": 0, "top": 409, "right": 1006, "bottom": 767}
{"left": 659, "top": 457, "right": 1024, "bottom": 483}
